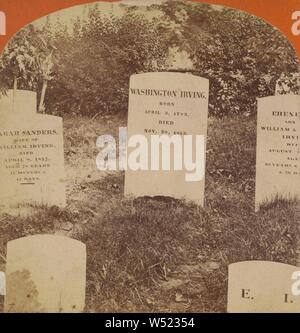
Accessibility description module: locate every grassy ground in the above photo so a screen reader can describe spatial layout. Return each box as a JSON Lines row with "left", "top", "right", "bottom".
{"left": 0, "top": 114, "right": 298, "bottom": 312}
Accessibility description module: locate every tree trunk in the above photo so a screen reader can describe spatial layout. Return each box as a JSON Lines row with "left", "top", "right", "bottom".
{"left": 39, "top": 80, "right": 48, "bottom": 113}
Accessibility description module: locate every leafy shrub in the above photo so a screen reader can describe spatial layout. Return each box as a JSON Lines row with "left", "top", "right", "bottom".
{"left": 0, "top": 1, "right": 299, "bottom": 117}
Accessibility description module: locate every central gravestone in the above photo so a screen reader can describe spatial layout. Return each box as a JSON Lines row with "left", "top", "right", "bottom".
{"left": 4, "top": 235, "right": 86, "bottom": 313}
{"left": 124, "top": 72, "right": 209, "bottom": 206}
{"left": 0, "top": 92, "right": 66, "bottom": 210}
{"left": 255, "top": 95, "right": 300, "bottom": 211}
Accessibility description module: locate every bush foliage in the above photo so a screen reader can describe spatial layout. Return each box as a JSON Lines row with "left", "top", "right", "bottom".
{"left": 0, "top": 1, "right": 299, "bottom": 117}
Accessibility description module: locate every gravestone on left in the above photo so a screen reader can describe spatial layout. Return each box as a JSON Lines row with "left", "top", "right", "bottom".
{"left": 0, "top": 90, "right": 66, "bottom": 210}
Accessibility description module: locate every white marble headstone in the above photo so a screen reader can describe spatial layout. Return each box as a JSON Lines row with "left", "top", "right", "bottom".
{"left": 0, "top": 112, "right": 66, "bottom": 210}
{"left": 227, "top": 261, "right": 300, "bottom": 313}
{"left": 255, "top": 95, "right": 300, "bottom": 211}
{"left": 124, "top": 72, "right": 209, "bottom": 206}
{"left": 4, "top": 235, "right": 86, "bottom": 313}
{"left": 0, "top": 90, "right": 37, "bottom": 114}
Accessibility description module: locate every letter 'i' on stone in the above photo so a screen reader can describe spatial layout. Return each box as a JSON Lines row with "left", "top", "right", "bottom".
{"left": 124, "top": 72, "right": 209, "bottom": 206}
{"left": 227, "top": 261, "right": 300, "bottom": 313}
{"left": 255, "top": 95, "right": 300, "bottom": 211}
{"left": 0, "top": 90, "right": 66, "bottom": 212}
{"left": 4, "top": 235, "right": 86, "bottom": 313}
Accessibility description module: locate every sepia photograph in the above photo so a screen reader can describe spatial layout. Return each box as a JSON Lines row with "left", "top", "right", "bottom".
{"left": 0, "top": 0, "right": 299, "bottom": 314}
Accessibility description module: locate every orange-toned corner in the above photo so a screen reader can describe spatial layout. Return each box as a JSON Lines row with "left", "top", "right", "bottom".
{"left": 0, "top": 0, "right": 299, "bottom": 58}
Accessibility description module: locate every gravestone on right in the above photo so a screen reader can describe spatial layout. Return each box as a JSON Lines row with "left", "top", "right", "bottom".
{"left": 227, "top": 261, "right": 300, "bottom": 313}
{"left": 255, "top": 95, "right": 300, "bottom": 211}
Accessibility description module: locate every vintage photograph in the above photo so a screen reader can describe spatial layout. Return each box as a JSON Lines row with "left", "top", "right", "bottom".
{"left": 0, "top": 0, "right": 299, "bottom": 313}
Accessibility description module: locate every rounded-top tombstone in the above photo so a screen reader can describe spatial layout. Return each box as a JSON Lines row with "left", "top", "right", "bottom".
{"left": 227, "top": 261, "right": 300, "bottom": 313}
{"left": 0, "top": 89, "right": 37, "bottom": 115}
{"left": 4, "top": 234, "right": 86, "bottom": 313}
